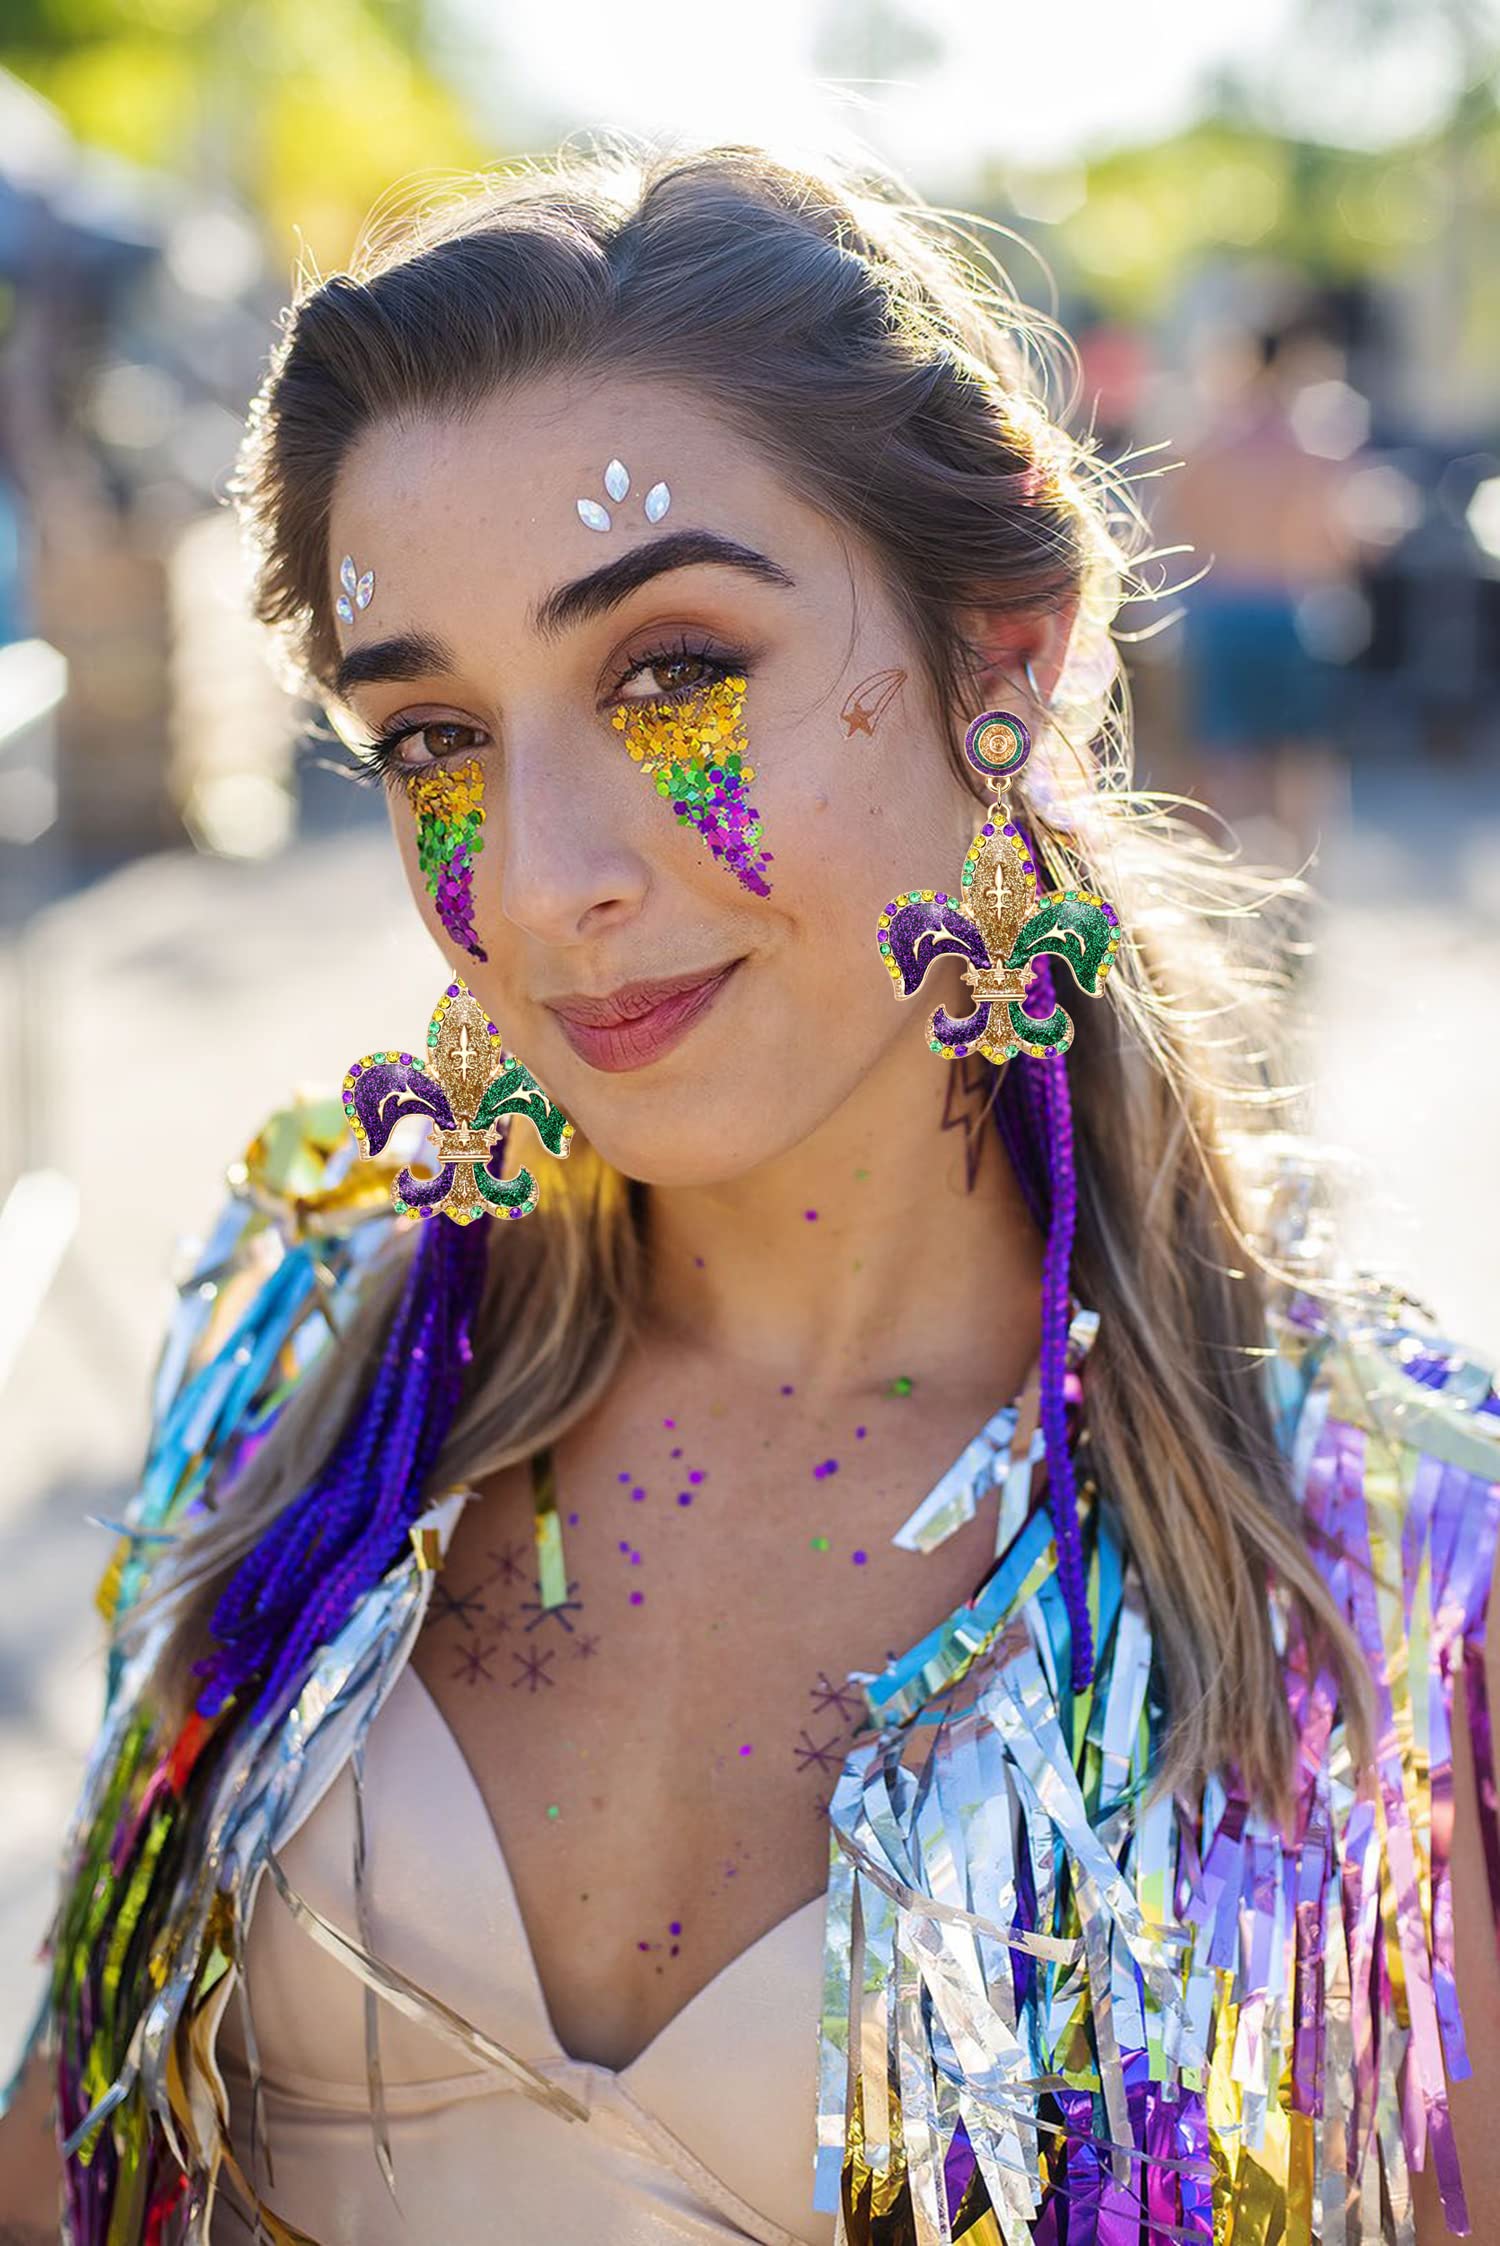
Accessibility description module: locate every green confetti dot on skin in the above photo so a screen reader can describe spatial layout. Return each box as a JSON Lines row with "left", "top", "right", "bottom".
{"left": 546, "top": 1804, "right": 560, "bottom": 1819}
{"left": 888, "top": 1374, "right": 914, "bottom": 1397}
{"left": 810, "top": 1534, "right": 830, "bottom": 1552}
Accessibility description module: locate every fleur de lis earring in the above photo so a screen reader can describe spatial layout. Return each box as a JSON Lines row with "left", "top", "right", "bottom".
{"left": 343, "top": 981, "right": 573, "bottom": 1224}
{"left": 335, "top": 553, "right": 374, "bottom": 625}
{"left": 575, "top": 458, "right": 671, "bottom": 533}
{"left": 876, "top": 710, "right": 1121, "bottom": 1062}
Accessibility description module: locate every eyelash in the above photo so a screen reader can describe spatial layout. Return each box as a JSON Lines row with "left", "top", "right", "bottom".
{"left": 355, "top": 636, "right": 749, "bottom": 790}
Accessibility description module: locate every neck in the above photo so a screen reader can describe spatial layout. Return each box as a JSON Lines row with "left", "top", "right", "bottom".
{"left": 641, "top": 1039, "right": 1044, "bottom": 1406}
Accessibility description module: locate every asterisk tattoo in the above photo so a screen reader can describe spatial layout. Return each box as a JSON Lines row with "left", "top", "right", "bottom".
{"left": 485, "top": 1539, "right": 530, "bottom": 1590}
{"left": 808, "top": 1670, "right": 864, "bottom": 1727}
{"left": 450, "top": 1637, "right": 505, "bottom": 1687}
{"left": 511, "top": 1646, "right": 556, "bottom": 1693}
{"left": 572, "top": 1632, "right": 601, "bottom": 1661}
{"left": 429, "top": 1580, "right": 487, "bottom": 1632}
{"left": 793, "top": 1728, "right": 845, "bottom": 1779}
{"left": 520, "top": 1577, "right": 585, "bottom": 1635}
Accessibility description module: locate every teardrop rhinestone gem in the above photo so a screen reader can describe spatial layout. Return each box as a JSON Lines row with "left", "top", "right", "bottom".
{"left": 355, "top": 570, "right": 375, "bottom": 608}
{"left": 643, "top": 481, "right": 671, "bottom": 523}
{"left": 576, "top": 498, "right": 612, "bottom": 532}
{"left": 604, "top": 458, "right": 630, "bottom": 502}
{"left": 339, "top": 554, "right": 358, "bottom": 595}
{"left": 335, "top": 595, "right": 354, "bottom": 624}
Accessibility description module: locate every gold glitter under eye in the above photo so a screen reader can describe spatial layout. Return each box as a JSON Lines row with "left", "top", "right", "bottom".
{"left": 609, "top": 674, "right": 773, "bottom": 896}
{"left": 409, "top": 759, "right": 487, "bottom": 961}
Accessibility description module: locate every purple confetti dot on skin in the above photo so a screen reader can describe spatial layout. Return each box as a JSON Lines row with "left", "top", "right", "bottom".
{"left": 637, "top": 1940, "right": 650, "bottom": 1952}
{"left": 688, "top": 1470, "right": 704, "bottom": 1485}
{"left": 567, "top": 1511, "right": 579, "bottom": 1526}
{"left": 851, "top": 1549, "right": 868, "bottom": 1566}
{"left": 632, "top": 1487, "right": 645, "bottom": 1501}
{"left": 677, "top": 1492, "right": 692, "bottom": 1506}
{"left": 855, "top": 1426, "right": 867, "bottom": 1439}
{"left": 630, "top": 1590, "right": 644, "bottom": 1606}
{"left": 618, "top": 1472, "right": 631, "bottom": 1484}
{"left": 630, "top": 1552, "right": 642, "bottom": 1565}
{"left": 739, "top": 1743, "right": 753, "bottom": 1756}
{"left": 618, "top": 1540, "right": 629, "bottom": 1552}
{"left": 780, "top": 1383, "right": 794, "bottom": 1397}
{"left": 671, "top": 1446, "right": 683, "bottom": 1459}
{"left": 663, "top": 1418, "right": 675, "bottom": 1430}
{"left": 804, "top": 1208, "right": 818, "bottom": 1222}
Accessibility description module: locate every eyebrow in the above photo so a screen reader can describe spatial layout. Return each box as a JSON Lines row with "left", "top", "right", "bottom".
{"left": 529, "top": 529, "right": 796, "bottom": 641}
{"left": 330, "top": 529, "right": 796, "bottom": 704}
{"left": 332, "top": 628, "right": 460, "bottom": 704}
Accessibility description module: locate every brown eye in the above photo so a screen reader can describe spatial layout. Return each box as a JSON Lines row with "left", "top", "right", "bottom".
{"left": 615, "top": 649, "right": 737, "bottom": 703}
{"left": 363, "top": 719, "right": 488, "bottom": 780}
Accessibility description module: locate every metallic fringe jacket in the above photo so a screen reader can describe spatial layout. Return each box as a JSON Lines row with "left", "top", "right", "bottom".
{"left": 7, "top": 1101, "right": 1500, "bottom": 2246}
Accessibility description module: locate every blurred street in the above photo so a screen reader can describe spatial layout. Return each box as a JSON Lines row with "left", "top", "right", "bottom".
{"left": 2, "top": 748, "right": 1499, "bottom": 2058}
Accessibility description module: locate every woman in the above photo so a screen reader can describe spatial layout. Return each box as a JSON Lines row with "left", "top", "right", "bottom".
{"left": 2, "top": 141, "right": 1497, "bottom": 2246}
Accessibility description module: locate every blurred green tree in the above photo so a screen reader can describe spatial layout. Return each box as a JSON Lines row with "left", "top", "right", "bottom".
{"left": 0, "top": 0, "right": 497, "bottom": 268}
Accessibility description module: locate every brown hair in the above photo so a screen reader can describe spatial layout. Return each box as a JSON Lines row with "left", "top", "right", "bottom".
{"left": 133, "top": 136, "right": 1368, "bottom": 1818}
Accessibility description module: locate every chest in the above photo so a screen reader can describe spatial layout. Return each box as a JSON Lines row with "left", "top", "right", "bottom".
{"left": 405, "top": 1358, "right": 1028, "bottom": 2069}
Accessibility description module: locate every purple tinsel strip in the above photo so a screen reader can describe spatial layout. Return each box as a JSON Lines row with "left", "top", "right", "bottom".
{"left": 1015, "top": 938, "right": 1093, "bottom": 1692}
{"left": 192, "top": 1218, "right": 488, "bottom": 1728}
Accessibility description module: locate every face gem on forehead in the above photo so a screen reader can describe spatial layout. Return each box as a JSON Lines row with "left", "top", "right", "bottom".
{"left": 575, "top": 458, "right": 672, "bottom": 532}
{"left": 610, "top": 674, "right": 773, "bottom": 897}
{"left": 335, "top": 552, "right": 375, "bottom": 625}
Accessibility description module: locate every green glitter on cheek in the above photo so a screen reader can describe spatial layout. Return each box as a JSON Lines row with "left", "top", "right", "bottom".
{"left": 410, "top": 758, "right": 487, "bottom": 960}
{"left": 610, "top": 675, "right": 773, "bottom": 896}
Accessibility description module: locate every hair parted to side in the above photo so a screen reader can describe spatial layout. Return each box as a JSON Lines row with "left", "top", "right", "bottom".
{"left": 129, "top": 134, "right": 1368, "bottom": 1822}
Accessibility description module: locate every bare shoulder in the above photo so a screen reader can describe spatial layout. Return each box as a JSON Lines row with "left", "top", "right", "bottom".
{"left": 1412, "top": 1526, "right": 1500, "bottom": 2243}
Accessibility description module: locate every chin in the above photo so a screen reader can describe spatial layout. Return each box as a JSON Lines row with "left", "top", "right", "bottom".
{"left": 566, "top": 1096, "right": 811, "bottom": 1190}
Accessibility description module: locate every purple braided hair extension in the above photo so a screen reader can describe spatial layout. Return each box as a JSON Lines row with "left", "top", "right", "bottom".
{"left": 192, "top": 1216, "right": 488, "bottom": 1727}
{"left": 1003, "top": 849, "right": 1095, "bottom": 1692}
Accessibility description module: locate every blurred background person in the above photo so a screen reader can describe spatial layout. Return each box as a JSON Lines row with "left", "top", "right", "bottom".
{"left": 1156, "top": 305, "right": 1371, "bottom": 868}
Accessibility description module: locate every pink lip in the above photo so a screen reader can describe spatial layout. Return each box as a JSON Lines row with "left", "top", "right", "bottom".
{"left": 546, "top": 962, "right": 741, "bottom": 1073}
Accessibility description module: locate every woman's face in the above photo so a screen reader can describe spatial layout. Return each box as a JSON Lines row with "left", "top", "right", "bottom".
{"left": 325, "top": 374, "right": 984, "bottom": 1187}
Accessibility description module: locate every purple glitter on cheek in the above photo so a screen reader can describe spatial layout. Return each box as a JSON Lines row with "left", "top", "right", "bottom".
{"left": 411, "top": 761, "right": 488, "bottom": 963}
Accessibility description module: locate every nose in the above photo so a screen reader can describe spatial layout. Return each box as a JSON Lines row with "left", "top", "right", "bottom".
{"left": 486, "top": 725, "right": 648, "bottom": 947}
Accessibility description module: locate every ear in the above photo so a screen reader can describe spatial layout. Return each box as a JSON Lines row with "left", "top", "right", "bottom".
{"left": 954, "top": 590, "right": 1082, "bottom": 719}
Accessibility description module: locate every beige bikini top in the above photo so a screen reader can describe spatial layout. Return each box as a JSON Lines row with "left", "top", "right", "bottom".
{"left": 214, "top": 1650, "right": 836, "bottom": 2246}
